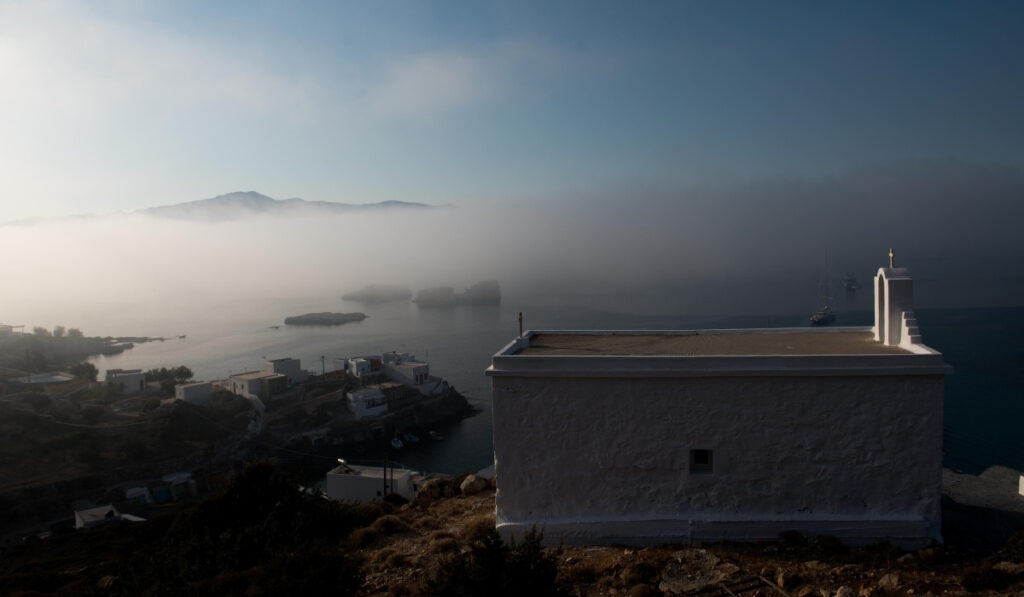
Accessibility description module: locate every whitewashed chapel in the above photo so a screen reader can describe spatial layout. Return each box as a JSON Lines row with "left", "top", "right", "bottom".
{"left": 487, "top": 255, "right": 948, "bottom": 547}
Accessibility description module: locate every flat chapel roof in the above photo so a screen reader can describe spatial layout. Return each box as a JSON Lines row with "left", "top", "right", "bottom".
{"left": 517, "top": 330, "right": 909, "bottom": 356}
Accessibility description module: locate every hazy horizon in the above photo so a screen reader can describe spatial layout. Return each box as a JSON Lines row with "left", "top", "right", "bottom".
{"left": 3, "top": 158, "right": 1023, "bottom": 336}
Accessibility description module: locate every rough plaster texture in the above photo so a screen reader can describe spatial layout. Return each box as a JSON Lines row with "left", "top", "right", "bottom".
{"left": 491, "top": 373, "right": 944, "bottom": 547}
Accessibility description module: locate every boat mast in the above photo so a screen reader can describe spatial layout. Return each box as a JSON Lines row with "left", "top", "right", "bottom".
{"left": 820, "top": 250, "right": 833, "bottom": 309}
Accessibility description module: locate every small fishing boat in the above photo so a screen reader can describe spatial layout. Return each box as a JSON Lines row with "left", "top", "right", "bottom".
{"left": 810, "top": 305, "right": 836, "bottom": 326}
{"left": 402, "top": 432, "right": 420, "bottom": 443}
{"left": 428, "top": 430, "right": 444, "bottom": 441}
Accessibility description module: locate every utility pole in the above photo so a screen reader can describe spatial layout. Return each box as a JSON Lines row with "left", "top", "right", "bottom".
{"left": 321, "top": 355, "right": 325, "bottom": 378}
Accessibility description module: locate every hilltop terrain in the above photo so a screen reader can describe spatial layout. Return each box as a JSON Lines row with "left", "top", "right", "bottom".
{"left": 1, "top": 463, "right": 1023, "bottom": 596}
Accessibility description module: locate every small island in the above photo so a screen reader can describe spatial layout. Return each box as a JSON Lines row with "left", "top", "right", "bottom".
{"left": 341, "top": 284, "right": 412, "bottom": 303}
{"left": 413, "top": 280, "right": 501, "bottom": 307}
{"left": 283, "top": 312, "right": 367, "bottom": 326}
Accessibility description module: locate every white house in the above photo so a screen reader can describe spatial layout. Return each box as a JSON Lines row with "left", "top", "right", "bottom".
{"left": 325, "top": 463, "right": 418, "bottom": 502}
{"left": 263, "top": 357, "right": 308, "bottom": 385}
{"left": 124, "top": 487, "right": 153, "bottom": 505}
{"left": 105, "top": 369, "right": 146, "bottom": 395}
{"left": 74, "top": 504, "right": 123, "bottom": 529}
{"left": 175, "top": 381, "right": 214, "bottom": 404}
{"left": 381, "top": 351, "right": 430, "bottom": 386}
{"left": 347, "top": 387, "right": 388, "bottom": 419}
{"left": 487, "top": 258, "right": 948, "bottom": 548}
{"left": 229, "top": 371, "right": 287, "bottom": 400}
{"left": 347, "top": 357, "right": 373, "bottom": 378}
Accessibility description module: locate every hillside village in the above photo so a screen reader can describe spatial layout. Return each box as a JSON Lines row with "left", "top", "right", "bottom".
{"left": 3, "top": 265, "right": 1024, "bottom": 595}
{"left": 0, "top": 327, "right": 473, "bottom": 544}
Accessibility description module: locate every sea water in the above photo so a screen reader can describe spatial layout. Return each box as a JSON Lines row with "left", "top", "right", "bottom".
{"left": 84, "top": 296, "right": 1024, "bottom": 476}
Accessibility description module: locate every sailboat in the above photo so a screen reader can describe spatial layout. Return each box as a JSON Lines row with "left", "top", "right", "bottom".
{"left": 810, "top": 252, "right": 836, "bottom": 326}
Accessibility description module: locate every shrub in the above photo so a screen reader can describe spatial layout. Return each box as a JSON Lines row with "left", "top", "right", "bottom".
{"left": 413, "top": 516, "right": 443, "bottom": 531}
{"left": 428, "top": 537, "right": 460, "bottom": 554}
{"left": 383, "top": 492, "right": 410, "bottom": 507}
{"left": 424, "top": 526, "right": 560, "bottom": 597}
{"left": 459, "top": 514, "right": 497, "bottom": 544}
{"left": 384, "top": 551, "right": 410, "bottom": 567}
{"left": 962, "top": 563, "right": 1011, "bottom": 592}
{"left": 350, "top": 527, "right": 380, "bottom": 548}
{"left": 1004, "top": 530, "right": 1024, "bottom": 563}
{"left": 810, "top": 534, "right": 849, "bottom": 556}
{"left": 115, "top": 461, "right": 364, "bottom": 594}
{"left": 372, "top": 514, "right": 412, "bottom": 535}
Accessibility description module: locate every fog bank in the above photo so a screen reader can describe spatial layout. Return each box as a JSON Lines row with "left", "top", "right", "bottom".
{"left": 3, "top": 160, "right": 1022, "bottom": 331}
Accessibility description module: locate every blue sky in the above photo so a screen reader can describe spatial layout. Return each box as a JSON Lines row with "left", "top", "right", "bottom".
{"left": 1, "top": 0, "right": 1022, "bottom": 220}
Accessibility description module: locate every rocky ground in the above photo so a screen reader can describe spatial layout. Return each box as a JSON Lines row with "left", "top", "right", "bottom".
{"left": 354, "top": 480, "right": 1024, "bottom": 596}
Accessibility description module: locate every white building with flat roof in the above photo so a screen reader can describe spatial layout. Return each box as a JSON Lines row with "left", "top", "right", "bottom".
{"left": 263, "top": 357, "right": 308, "bottom": 385}
{"left": 175, "top": 381, "right": 214, "bottom": 404}
{"left": 229, "top": 371, "right": 287, "bottom": 401}
{"left": 487, "top": 258, "right": 948, "bottom": 548}
{"left": 325, "top": 463, "right": 419, "bottom": 502}
{"left": 74, "top": 504, "right": 123, "bottom": 529}
{"left": 347, "top": 387, "right": 388, "bottom": 419}
{"left": 105, "top": 369, "right": 146, "bottom": 395}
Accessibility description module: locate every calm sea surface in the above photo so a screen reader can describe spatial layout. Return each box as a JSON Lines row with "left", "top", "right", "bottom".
{"left": 86, "top": 295, "right": 1024, "bottom": 476}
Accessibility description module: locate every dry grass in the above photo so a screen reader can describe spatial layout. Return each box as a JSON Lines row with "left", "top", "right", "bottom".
{"left": 427, "top": 537, "right": 460, "bottom": 554}
{"left": 371, "top": 514, "right": 412, "bottom": 535}
{"left": 356, "top": 486, "right": 1024, "bottom": 597}
{"left": 458, "top": 514, "right": 496, "bottom": 544}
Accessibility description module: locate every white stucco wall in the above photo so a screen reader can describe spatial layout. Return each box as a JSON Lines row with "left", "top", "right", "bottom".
{"left": 264, "top": 358, "right": 308, "bottom": 385}
{"left": 491, "top": 371, "right": 944, "bottom": 548}
{"left": 347, "top": 387, "right": 388, "bottom": 419}
{"left": 106, "top": 370, "right": 146, "bottom": 395}
{"left": 175, "top": 381, "right": 213, "bottom": 404}
{"left": 383, "top": 361, "right": 429, "bottom": 387}
{"left": 348, "top": 358, "right": 371, "bottom": 378}
{"left": 325, "top": 466, "right": 415, "bottom": 502}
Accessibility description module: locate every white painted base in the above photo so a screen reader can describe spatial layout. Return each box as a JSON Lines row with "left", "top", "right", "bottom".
{"left": 498, "top": 517, "right": 939, "bottom": 550}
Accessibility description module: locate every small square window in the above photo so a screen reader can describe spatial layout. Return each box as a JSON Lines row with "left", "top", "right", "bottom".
{"left": 690, "top": 449, "right": 713, "bottom": 474}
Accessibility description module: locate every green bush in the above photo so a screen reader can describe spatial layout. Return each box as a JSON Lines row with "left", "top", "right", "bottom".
{"left": 425, "top": 526, "right": 560, "bottom": 597}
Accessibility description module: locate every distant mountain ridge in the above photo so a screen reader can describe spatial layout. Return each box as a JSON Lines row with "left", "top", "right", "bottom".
{"left": 136, "top": 191, "right": 430, "bottom": 222}
{"left": 0, "top": 191, "right": 433, "bottom": 226}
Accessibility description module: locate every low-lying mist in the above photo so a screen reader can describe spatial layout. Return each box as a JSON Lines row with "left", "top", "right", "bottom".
{"left": 3, "top": 160, "right": 1022, "bottom": 331}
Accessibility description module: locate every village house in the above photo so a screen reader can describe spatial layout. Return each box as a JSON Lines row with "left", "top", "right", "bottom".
{"left": 325, "top": 462, "right": 420, "bottom": 503}
{"left": 381, "top": 351, "right": 430, "bottom": 386}
{"left": 74, "top": 504, "right": 123, "bottom": 529}
{"left": 105, "top": 369, "right": 146, "bottom": 395}
{"left": 347, "top": 387, "right": 388, "bottom": 420}
{"left": 228, "top": 370, "right": 287, "bottom": 401}
{"left": 343, "top": 352, "right": 445, "bottom": 395}
{"left": 263, "top": 357, "right": 308, "bottom": 385}
{"left": 175, "top": 381, "right": 213, "bottom": 404}
{"left": 345, "top": 356, "right": 376, "bottom": 379}
{"left": 487, "top": 258, "right": 948, "bottom": 548}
